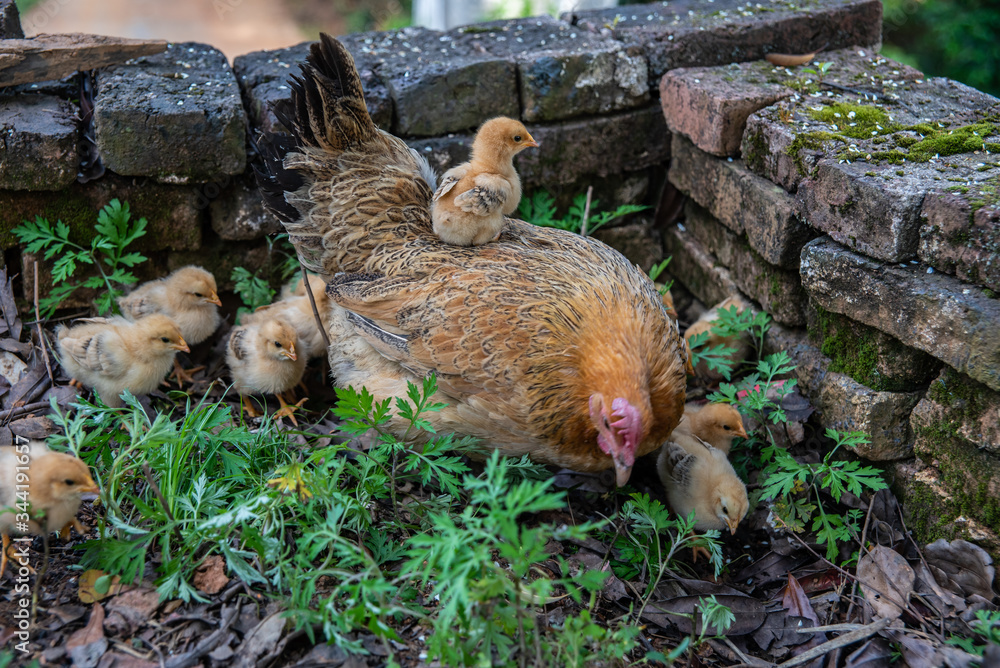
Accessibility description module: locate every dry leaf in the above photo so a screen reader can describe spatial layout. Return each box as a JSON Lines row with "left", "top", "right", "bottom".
{"left": 765, "top": 49, "right": 823, "bottom": 67}
{"left": 78, "top": 569, "right": 122, "bottom": 604}
{"left": 66, "top": 604, "right": 107, "bottom": 668}
{"left": 194, "top": 554, "right": 230, "bottom": 595}
{"left": 642, "top": 594, "right": 766, "bottom": 635}
{"left": 923, "top": 539, "right": 996, "bottom": 602}
{"left": 781, "top": 573, "right": 819, "bottom": 625}
{"left": 856, "top": 545, "right": 914, "bottom": 621}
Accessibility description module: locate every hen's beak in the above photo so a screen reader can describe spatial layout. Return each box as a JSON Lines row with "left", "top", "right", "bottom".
{"left": 172, "top": 338, "right": 191, "bottom": 353}
{"left": 206, "top": 292, "right": 222, "bottom": 307}
{"left": 282, "top": 344, "right": 298, "bottom": 362}
{"left": 613, "top": 457, "right": 632, "bottom": 488}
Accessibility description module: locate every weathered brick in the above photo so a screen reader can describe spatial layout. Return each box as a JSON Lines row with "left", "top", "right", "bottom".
{"left": 669, "top": 134, "right": 810, "bottom": 268}
{"left": 591, "top": 221, "right": 663, "bottom": 273}
{"left": 764, "top": 323, "right": 922, "bottom": 461}
{"left": 565, "top": 0, "right": 882, "bottom": 85}
{"left": 684, "top": 202, "right": 807, "bottom": 325}
{"left": 662, "top": 223, "right": 741, "bottom": 309}
{"left": 210, "top": 175, "right": 282, "bottom": 241}
{"left": 806, "top": 299, "right": 941, "bottom": 392}
{"left": 0, "top": 95, "right": 77, "bottom": 191}
{"left": 94, "top": 42, "right": 247, "bottom": 182}
{"left": 660, "top": 63, "right": 791, "bottom": 157}
{"left": 1, "top": 0, "right": 23, "bottom": 38}
{"left": 919, "top": 190, "right": 1000, "bottom": 292}
{"left": 800, "top": 237, "right": 1000, "bottom": 392}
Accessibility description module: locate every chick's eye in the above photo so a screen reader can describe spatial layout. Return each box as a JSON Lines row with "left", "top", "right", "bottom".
{"left": 274, "top": 341, "right": 282, "bottom": 348}
{"left": 194, "top": 292, "right": 204, "bottom": 298}
{"left": 722, "top": 506, "right": 729, "bottom": 515}
{"left": 161, "top": 337, "right": 170, "bottom": 343}
{"left": 723, "top": 425, "right": 731, "bottom": 431}
{"left": 514, "top": 135, "right": 522, "bottom": 142}
{"left": 64, "top": 479, "right": 75, "bottom": 486}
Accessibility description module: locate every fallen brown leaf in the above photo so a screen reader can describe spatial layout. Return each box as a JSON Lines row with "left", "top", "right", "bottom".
{"left": 66, "top": 603, "right": 108, "bottom": 668}
{"left": 857, "top": 545, "right": 914, "bottom": 621}
{"left": 78, "top": 569, "right": 123, "bottom": 604}
{"left": 194, "top": 554, "right": 230, "bottom": 595}
{"left": 765, "top": 49, "right": 823, "bottom": 67}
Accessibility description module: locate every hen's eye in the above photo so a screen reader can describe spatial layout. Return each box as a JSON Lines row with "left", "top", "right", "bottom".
{"left": 723, "top": 425, "right": 731, "bottom": 431}
{"left": 275, "top": 341, "right": 283, "bottom": 348}
{"left": 514, "top": 135, "right": 522, "bottom": 142}
{"left": 161, "top": 337, "right": 170, "bottom": 343}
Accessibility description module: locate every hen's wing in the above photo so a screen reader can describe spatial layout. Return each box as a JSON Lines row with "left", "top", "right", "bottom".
{"left": 256, "top": 34, "right": 435, "bottom": 277}
{"left": 432, "top": 164, "right": 469, "bottom": 202}
{"left": 454, "top": 173, "right": 513, "bottom": 216}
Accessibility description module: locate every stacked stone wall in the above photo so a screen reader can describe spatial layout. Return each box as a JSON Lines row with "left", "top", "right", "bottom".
{"left": 3, "top": 0, "right": 998, "bottom": 552}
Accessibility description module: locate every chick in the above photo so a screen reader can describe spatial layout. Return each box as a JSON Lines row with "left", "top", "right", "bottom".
{"left": 0, "top": 441, "right": 98, "bottom": 578}
{"left": 674, "top": 402, "right": 748, "bottom": 455}
{"left": 226, "top": 317, "right": 307, "bottom": 424}
{"left": 57, "top": 315, "right": 189, "bottom": 407}
{"left": 684, "top": 295, "right": 752, "bottom": 382}
{"left": 250, "top": 275, "right": 330, "bottom": 360}
{"left": 118, "top": 266, "right": 222, "bottom": 384}
{"left": 657, "top": 437, "right": 748, "bottom": 537}
{"left": 431, "top": 117, "right": 539, "bottom": 246}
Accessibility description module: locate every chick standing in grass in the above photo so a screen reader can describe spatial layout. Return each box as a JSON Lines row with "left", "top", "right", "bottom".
{"left": 56, "top": 314, "right": 189, "bottom": 407}
{"left": 0, "top": 440, "right": 98, "bottom": 578}
{"left": 674, "top": 402, "right": 747, "bottom": 455}
{"left": 226, "top": 317, "right": 306, "bottom": 423}
{"left": 118, "top": 266, "right": 222, "bottom": 383}
{"left": 249, "top": 274, "right": 330, "bottom": 360}
{"left": 431, "top": 117, "right": 539, "bottom": 246}
{"left": 684, "top": 295, "right": 752, "bottom": 382}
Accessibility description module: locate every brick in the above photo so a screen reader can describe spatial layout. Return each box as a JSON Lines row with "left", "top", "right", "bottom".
{"left": 919, "top": 189, "right": 1000, "bottom": 292}
{"left": 806, "top": 299, "right": 941, "bottom": 392}
{"left": 234, "top": 39, "right": 392, "bottom": 135}
{"left": 684, "top": 202, "right": 807, "bottom": 325}
{"left": 662, "top": 223, "right": 741, "bottom": 308}
{"left": 660, "top": 63, "right": 791, "bottom": 157}
{"left": 800, "top": 237, "right": 1000, "bottom": 392}
{"left": 764, "top": 323, "right": 921, "bottom": 461}
{"left": 210, "top": 175, "right": 282, "bottom": 241}
{"left": 0, "top": 95, "right": 77, "bottom": 191}
{"left": 591, "top": 221, "right": 663, "bottom": 273}
{"left": 452, "top": 17, "right": 647, "bottom": 123}
{"left": 1, "top": 0, "right": 23, "bottom": 38}
{"left": 669, "top": 134, "right": 810, "bottom": 268}
{"left": 565, "top": 0, "right": 882, "bottom": 85}
{"left": 94, "top": 42, "right": 247, "bottom": 182}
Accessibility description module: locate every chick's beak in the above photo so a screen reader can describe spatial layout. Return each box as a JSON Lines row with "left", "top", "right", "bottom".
{"left": 524, "top": 135, "right": 540, "bottom": 148}
{"left": 283, "top": 344, "right": 297, "bottom": 362}
{"left": 726, "top": 517, "right": 740, "bottom": 535}
{"left": 172, "top": 338, "right": 190, "bottom": 353}
{"left": 206, "top": 292, "right": 222, "bottom": 307}
{"left": 80, "top": 476, "right": 99, "bottom": 495}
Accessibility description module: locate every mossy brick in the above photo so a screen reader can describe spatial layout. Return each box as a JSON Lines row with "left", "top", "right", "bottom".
{"left": 800, "top": 237, "right": 1000, "bottom": 392}
{"left": 763, "top": 323, "right": 922, "bottom": 461}
{"left": 919, "top": 186, "right": 1000, "bottom": 292}
{"left": 591, "top": 220, "right": 663, "bottom": 273}
{"left": 93, "top": 42, "right": 247, "bottom": 182}
{"left": 0, "top": 174, "right": 203, "bottom": 254}
{"left": 210, "top": 175, "right": 282, "bottom": 241}
{"left": 669, "top": 134, "right": 810, "bottom": 268}
{"left": 233, "top": 38, "right": 392, "bottom": 135}
{"left": 662, "top": 223, "right": 742, "bottom": 309}
{"left": 806, "top": 300, "right": 941, "bottom": 392}
{"left": 1, "top": 0, "right": 23, "bottom": 38}
{"left": 447, "top": 16, "right": 647, "bottom": 123}
{"left": 660, "top": 62, "right": 792, "bottom": 157}
{"left": 886, "top": 460, "right": 1000, "bottom": 559}
{"left": 0, "top": 95, "right": 77, "bottom": 191}
{"left": 564, "top": 0, "right": 882, "bottom": 87}
{"left": 684, "top": 202, "right": 807, "bottom": 325}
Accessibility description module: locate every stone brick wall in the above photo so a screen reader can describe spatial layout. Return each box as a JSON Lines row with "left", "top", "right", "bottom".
{"left": 4, "top": 0, "right": 998, "bottom": 551}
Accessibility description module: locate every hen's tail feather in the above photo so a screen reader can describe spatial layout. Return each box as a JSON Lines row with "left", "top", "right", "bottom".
{"left": 254, "top": 130, "right": 302, "bottom": 225}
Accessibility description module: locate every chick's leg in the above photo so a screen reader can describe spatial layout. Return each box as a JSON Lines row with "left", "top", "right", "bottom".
{"left": 169, "top": 358, "right": 205, "bottom": 386}
{"left": 273, "top": 393, "right": 307, "bottom": 426}
{"left": 59, "top": 518, "right": 87, "bottom": 541}
{"left": 1, "top": 533, "right": 34, "bottom": 578}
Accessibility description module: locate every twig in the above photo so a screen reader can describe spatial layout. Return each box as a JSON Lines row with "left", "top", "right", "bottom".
{"left": 579, "top": 185, "right": 593, "bottom": 237}
{"left": 138, "top": 635, "right": 168, "bottom": 668}
{"left": 300, "top": 262, "right": 331, "bottom": 349}
{"left": 776, "top": 617, "right": 891, "bottom": 667}
{"left": 896, "top": 502, "right": 947, "bottom": 639}
{"left": 33, "top": 262, "right": 55, "bottom": 385}
{"left": 0, "top": 401, "right": 51, "bottom": 423}
{"left": 141, "top": 463, "right": 185, "bottom": 548}
{"left": 164, "top": 604, "right": 240, "bottom": 668}
{"left": 845, "top": 495, "right": 876, "bottom": 622}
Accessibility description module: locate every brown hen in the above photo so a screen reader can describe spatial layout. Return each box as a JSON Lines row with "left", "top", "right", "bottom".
{"left": 257, "top": 34, "right": 688, "bottom": 485}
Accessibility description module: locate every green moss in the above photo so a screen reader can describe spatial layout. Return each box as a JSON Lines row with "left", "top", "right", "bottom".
{"left": 805, "top": 102, "right": 901, "bottom": 139}
{"left": 785, "top": 131, "right": 847, "bottom": 176}
{"left": 742, "top": 129, "right": 769, "bottom": 174}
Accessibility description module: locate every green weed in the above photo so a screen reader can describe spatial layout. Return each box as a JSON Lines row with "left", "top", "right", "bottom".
{"left": 518, "top": 190, "right": 648, "bottom": 235}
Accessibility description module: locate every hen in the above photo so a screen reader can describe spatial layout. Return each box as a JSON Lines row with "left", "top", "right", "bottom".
{"left": 0, "top": 440, "right": 98, "bottom": 577}
{"left": 226, "top": 317, "right": 306, "bottom": 423}
{"left": 256, "top": 35, "right": 688, "bottom": 485}
{"left": 431, "top": 117, "right": 538, "bottom": 246}
{"left": 656, "top": 437, "right": 748, "bottom": 535}
{"left": 56, "top": 315, "right": 189, "bottom": 407}
{"left": 675, "top": 402, "right": 747, "bottom": 454}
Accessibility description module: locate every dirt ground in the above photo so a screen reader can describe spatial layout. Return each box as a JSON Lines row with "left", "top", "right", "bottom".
{"left": 19, "top": 0, "right": 334, "bottom": 60}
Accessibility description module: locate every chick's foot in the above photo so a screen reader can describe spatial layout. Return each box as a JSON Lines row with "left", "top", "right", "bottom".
{"left": 274, "top": 394, "right": 308, "bottom": 426}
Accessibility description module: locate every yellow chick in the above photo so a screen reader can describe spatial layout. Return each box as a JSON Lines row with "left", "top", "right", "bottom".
{"left": 57, "top": 315, "right": 189, "bottom": 407}
{"left": 226, "top": 317, "right": 306, "bottom": 423}
{"left": 674, "top": 402, "right": 748, "bottom": 455}
{"left": 684, "top": 295, "right": 752, "bottom": 382}
{"left": 118, "top": 266, "right": 222, "bottom": 383}
{"left": 0, "top": 440, "right": 98, "bottom": 578}
{"left": 250, "top": 275, "right": 329, "bottom": 360}
{"left": 431, "top": 117, "right": 539, "bottom": 246}
{"left": 657, "top": 436, "right": 748, "bottom": 536}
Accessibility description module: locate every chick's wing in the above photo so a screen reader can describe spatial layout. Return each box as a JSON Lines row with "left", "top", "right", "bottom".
{"left": 59, "top": 323, "right": 127, "bottom": 378}
{"left": 454, "top": 173, "right": 513, "bottom": 216}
